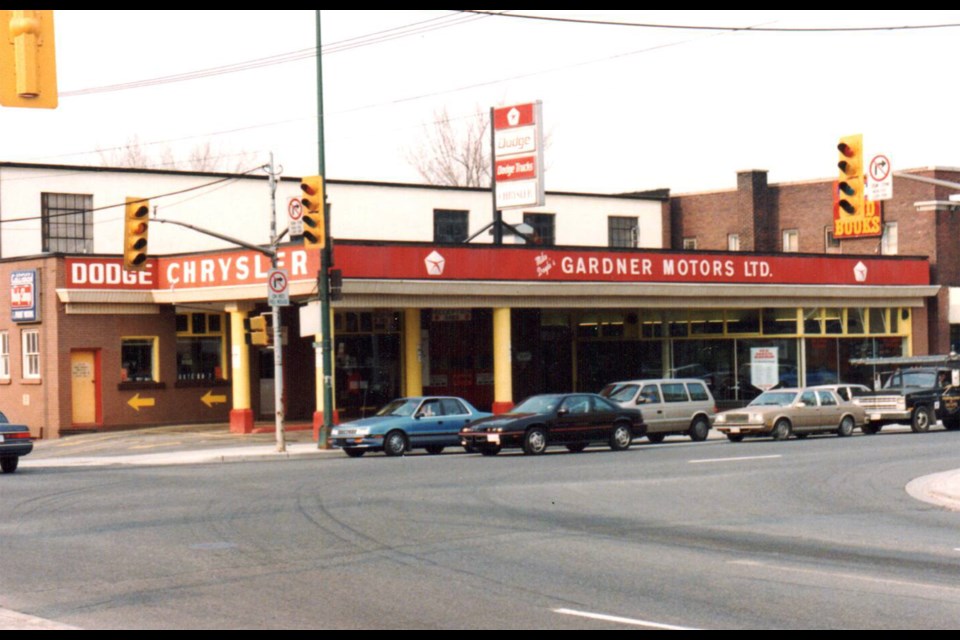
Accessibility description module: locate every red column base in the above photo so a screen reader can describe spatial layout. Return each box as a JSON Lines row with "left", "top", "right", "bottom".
{"left": 229, "top": 408, "right": 254, "bottom": 434}
{"left": 312, "top": 410, "right": 340, "bottom": 445}
{"left": 492, "top": 401, "right": 514, "bottom": 415}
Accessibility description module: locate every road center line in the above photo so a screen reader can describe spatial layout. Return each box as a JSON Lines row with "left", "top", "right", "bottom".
{"left": 553, "top": 607, "right": 700, "bottom": 630}
{"left": 688, "top": 454, "right": 782, "bottom": 464}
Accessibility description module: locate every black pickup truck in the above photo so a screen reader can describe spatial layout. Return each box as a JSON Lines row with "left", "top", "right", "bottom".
{"left": 850, "top": 356, "right": 960, "bottom": 434}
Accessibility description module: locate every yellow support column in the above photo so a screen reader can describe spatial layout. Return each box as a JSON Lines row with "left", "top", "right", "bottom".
{"left": 404, "top": 309, "right": 423, "bottom": 397}
{"left": 492, "top": 307, "right": 514, "bottom": 414}
{"left": 227, "top": 306, "right": 254, "bottom": 434}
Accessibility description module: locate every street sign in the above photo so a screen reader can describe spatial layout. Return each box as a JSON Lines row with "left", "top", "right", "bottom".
{"left": 267, "top": 268, "right": 289, "bottom": 307}
{"left": 287, "top": 197, "right": 304, "bottom": 237}
{"left": 867, "top": 154, "right": 893, "bottom": 201}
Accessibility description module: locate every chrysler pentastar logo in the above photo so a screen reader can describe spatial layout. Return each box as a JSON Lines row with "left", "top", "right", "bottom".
{"left": 854, "top": 261, "right": 867, "bottom": 283}
{"left": 425, "top": 250, "right": 445, "bottom": 276}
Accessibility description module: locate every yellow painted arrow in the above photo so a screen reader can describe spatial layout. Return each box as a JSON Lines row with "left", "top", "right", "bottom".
{"left": 201, "top": 390, "right": 227, "bottom": 408}
{"left": 128, "top": 393, "right": 155, "bottom": 412}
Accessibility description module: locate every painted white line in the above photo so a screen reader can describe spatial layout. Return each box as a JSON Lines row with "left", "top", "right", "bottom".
{"left": 553, "top": 608, "right": 700, "bottom": 630}
{"left": 728, "top": 559, "right": 960, "bottom": 595}
{"left": 689, "top": 454, "right": 782, "bottom": 464}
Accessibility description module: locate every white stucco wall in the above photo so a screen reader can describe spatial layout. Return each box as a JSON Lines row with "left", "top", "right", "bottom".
{"left": 0, "top": 164, "right": 664, "bottom": 257}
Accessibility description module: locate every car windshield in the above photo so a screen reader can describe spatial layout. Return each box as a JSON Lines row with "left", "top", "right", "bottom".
{"left": 375, "top": 399, "right": 420, "bottom": 417}
{"left": 603, "top": 384, "right": 638, "bottom": 403}
{"left": 510, "top": 395, "right": 561, "bottom": 414}
{"left": 749, "top": 391, "right": 798, "bottom": 407}
{"left": 883, "top": 370, "right": 938, "bottom": 389}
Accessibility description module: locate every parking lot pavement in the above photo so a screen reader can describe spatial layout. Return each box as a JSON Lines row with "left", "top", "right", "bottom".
{"left": 15, "top": 423, "right": 960, "bottom": 513}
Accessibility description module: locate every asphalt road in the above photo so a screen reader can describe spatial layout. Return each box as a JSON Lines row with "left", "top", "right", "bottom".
{"left": 3, "top": 431, "right": 960, "bottom": 629}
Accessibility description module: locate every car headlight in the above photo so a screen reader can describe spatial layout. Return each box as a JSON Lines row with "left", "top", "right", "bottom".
{"left": 750, "top": 413, "right": 764, "bottom": 424}
{"left": 715, "top": 414, "right": 726, "bottom": 423}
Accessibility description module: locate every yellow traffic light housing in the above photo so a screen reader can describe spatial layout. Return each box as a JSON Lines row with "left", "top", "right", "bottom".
{"left": 0, "top": 10, "right": 57, "bottom": 109}
{"left": 123, "top": 197, "right": 150, "bottom": 271}
{"left": 837, "top": 134, "right": 864, "bottom": 219}
{"left": 300, "top": 175, "right": 325, "bottom": 249}
{"left": 244, "top": 315, "right": 272, "bottom": 347}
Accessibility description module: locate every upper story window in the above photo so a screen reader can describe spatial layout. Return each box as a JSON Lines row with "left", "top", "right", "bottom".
{"left": 782, "top": 229, "right": 799, "bottom": 253}
{"left": 727, "top": 234, "right": 740, "bottom": 251}
{"left": 682, "top": 237, "right": 698, "bottom": 250}
{"left": 881, "top": 222, "right": 898, "bottom": 255}
{"left": 523, "top": 213, "right": 555, "bottom": 246}
{"left": 433, "top": 209, "right": 469, "bottom": 244}
{"left": 608, "top": 216, "right": 638, "bottom": 248}
{"left": 41, "top": 193, "right": 93, "bottom": 254}
{"left": 0, "top": 331, "right": 9, "bottom": 379}
{"left": 824, "top": 226, "right": 841, "bottom": 253}
{"left": 21, "top": 329, "right": 40, "bottom": 379}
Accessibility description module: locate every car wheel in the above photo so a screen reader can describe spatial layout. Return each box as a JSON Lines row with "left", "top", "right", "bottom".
{"left": 478, "top": 444, "right": 501, "bottom": 456}
{"left": 911, "top": 406, "right": 933, "bottom": 433}
{"left": 343, "top": 448, "right": 365, "bottom": 458}
{"left": 771, "top": 418, "right": 792, "bottom": 441}
{"left": 646, "top": 433, "right": 666, "bottom": 444}
{"left": 0, "top": 456, "right": 18, "bottom": 474}
{"left": 424, "top": 445, "right": 445, "bottom": 455}
{"left": 726, "top": 434, "right": 744, "bottom": 443}
{"left": 837, "top": 416, "right": 855, "bottom": 437}
{"left": 566, "top": 442, "right": 588, "bottom": 453}
{"left": 609, "top": 422, "right": 632, "bottom": 451}
{"left": 383, "top": 430, "right": 408, "bottom": 457}
{"left": 689, "top": 416, "right": 710, "bottom": 442}
{"left": 523, "top": 427, "right": 548, "bottom": 455}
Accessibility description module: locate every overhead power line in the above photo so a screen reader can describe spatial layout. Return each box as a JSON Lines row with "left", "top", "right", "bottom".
{"left": 455, "top": 10, "right": 960, "bottom": 32}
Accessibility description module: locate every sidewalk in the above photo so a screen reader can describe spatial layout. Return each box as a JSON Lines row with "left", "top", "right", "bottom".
{"left": 21, "top": 422, "right": 339, "bottom": 469}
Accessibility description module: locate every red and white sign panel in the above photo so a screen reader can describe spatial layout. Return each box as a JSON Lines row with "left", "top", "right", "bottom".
{"left": 495, "top": 156, "right": 537, "bottom": 182}
{"left": 493, "top": 103, "right": 536, "bottom": 130}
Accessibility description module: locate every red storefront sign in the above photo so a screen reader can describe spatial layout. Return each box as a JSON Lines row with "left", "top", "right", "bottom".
{"left": 64, "top": 243, "right": 930, "bottom": 291}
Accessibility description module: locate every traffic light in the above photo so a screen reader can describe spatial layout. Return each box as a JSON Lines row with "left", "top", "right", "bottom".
{"left": 837, "top": 134, "right": 864, "bottom": 218}
{"left": 0, "top": 10, "right": 58, "bottom": 109}
{"left": 300, "top": 175, "right": 325, "bottom": 249}
{"left": 123, "top": 197, "right": 150, "bottom": 271}
{"left": 244, "top": 315, "right": 272, "bottom": 347}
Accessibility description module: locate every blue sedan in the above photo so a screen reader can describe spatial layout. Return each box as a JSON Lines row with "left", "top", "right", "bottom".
{"left": 330, "top": 396, "right": 492, "bottom": 457}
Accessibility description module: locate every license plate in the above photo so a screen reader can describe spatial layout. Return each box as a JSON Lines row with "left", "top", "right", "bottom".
{"left": 487, "top": 434, "right": 500, "bottom": 444}
{"left": 871, "top": 413, "right": 882, "bottom": 421}
{"left": 0, "top": 435, "right": 4, "bottom": 443}
{"left": 729, "top": 428, "right": 740, "bottom": 434}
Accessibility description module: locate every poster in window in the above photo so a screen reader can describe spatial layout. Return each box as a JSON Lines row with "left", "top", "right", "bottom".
{"left": 11, "top": 270, "right": 40, "bottom": 323}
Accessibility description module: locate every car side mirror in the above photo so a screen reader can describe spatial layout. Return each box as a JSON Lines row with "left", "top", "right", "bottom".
{"left": 557, "top": 408, "right": 569, "bottom": 416}
{"left": 636, "top": 397, "right": 648, "bottom": 405}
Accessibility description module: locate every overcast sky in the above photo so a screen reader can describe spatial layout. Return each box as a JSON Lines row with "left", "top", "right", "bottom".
{"left": 3, "top": 10, "right": 959, "bottom": 195}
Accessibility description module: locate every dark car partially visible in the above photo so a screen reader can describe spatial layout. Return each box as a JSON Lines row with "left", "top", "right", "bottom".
{"left": 0, "top": 411, "right": 33, "bottom": 474}
{"left": 460, "top": 393, "right": 646, "bottom": 456}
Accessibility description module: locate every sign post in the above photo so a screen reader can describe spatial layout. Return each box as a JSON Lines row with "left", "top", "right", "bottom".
{"left": 490, "top": 101, "right": 545, "bottom": 243}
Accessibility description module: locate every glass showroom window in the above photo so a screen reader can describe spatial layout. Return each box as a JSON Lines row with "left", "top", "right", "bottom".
{"left": 121, "top": 337, "right": 157, "bottom": 382}
{"left": 176, "top": 312, "right": 225, "bottom": 381}
{"left": 21, "top": 329, "right": 40, "bottom": 379}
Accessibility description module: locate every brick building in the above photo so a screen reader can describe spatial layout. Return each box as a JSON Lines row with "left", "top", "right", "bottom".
{"left": 670, "top": 167, "right": 960, "bottom": 354}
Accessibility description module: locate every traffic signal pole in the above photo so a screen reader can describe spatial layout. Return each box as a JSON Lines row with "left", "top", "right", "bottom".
{"left": 315, "top": 10, "right": 335, "bottom": 448}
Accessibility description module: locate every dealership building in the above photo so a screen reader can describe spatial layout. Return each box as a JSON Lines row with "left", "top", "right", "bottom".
{"left": 0, "top": 162, "right": 952, "bottom": 438}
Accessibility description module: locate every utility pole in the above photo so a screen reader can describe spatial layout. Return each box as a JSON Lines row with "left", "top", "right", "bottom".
{"left": 266, "top": 153, "right": 286, "bottom": 453}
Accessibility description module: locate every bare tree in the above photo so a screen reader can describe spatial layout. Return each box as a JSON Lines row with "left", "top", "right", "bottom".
{"left": 406, "top": 105, "right": 490, "bottom": 188}
{"left": 97, "top": 136, "right": 256, "bottom": 173}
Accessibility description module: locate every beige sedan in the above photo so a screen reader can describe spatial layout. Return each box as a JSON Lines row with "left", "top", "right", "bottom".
{"left": 715, "top": 387, "right": 869, "bottom": 442}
